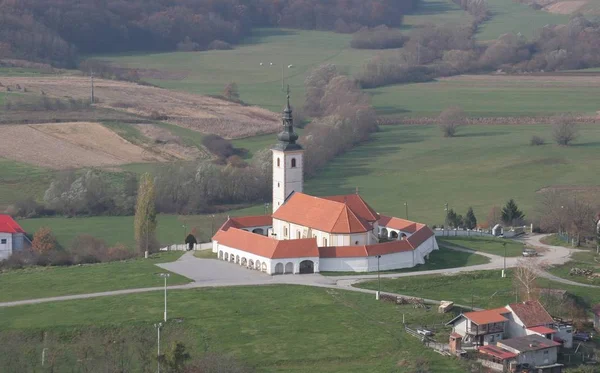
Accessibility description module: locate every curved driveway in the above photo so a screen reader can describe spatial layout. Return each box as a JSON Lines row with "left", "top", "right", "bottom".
{"left": 0, "top": 234, "right": 593, "bottom": 308}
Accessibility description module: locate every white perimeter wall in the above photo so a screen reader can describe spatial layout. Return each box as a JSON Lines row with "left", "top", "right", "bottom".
{"left": 0, "top": 232, "right": 13, "bottom": 261}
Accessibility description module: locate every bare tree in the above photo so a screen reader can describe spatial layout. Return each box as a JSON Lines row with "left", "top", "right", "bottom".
{"left": 513, "top": 258, "right": 546, "bottom": 301}
{"left": 552, "top": 114, "right": 578, "bottom": 146}
{"left": 438, "top": 106, "right": 466, "bottom": 137}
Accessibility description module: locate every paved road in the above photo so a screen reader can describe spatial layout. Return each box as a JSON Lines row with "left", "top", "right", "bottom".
{"left": 0, "top": 234, "right": 593, "bottom": 308}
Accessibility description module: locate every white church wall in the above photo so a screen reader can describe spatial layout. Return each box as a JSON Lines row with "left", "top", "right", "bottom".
{"left": 272, "top": 150, "right": 303, "bottom": 212}
{"left": 320, "top": 257, "right": 368, "bottom": 272}
{"left": 367, "top": 251, "right": 415, "bottom": 271}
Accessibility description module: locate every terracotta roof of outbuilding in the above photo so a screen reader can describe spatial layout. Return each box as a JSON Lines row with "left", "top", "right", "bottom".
{"left": 272, "top": 193, "right": 372, "bottom": 234}
{"left": 0, "top": 215, "right": 24, "bottom": 234}
{"left": 464, "top": 309, "right": 508, "bottom": 325}
{"left": 528, "top": 326, "right": 556, "bottom": 335}
{"left": 498, "top": 334, "right": 561, "bottom": 352}
{"left": 478, "top": 345, "right": 517, "bottom": 360}
{"left": 322, "top": 194, "right": 380, "bottom": 222}
{"left": 379, "top": 215, "right": 418, "bottom": 233}
{"left": 213, "top": 224, "right": 318, "bottom": 259}
{"left": 508, "top": 300, "right": 554, "bottom": 327}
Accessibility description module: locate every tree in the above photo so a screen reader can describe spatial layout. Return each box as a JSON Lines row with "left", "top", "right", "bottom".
{"left": 445, "top": 208, "right": 463, "bottom": 228}
{"left": 223, "top": 82, "right": 240, "bottom": 101}
{"left": 134, "top": 173, "right": 157, "bottom": 255}
{"left": 464, "top": 207, "right": 477, "bottom": 229}
{"left": 31, "top": 226, "right": 57, "bottom": 254}
{"left": 486, "top": 205, "right": 501, "bottom": 228}
{"left": 438, "top": 106, "right": 466, "bottom": 137}
{"left": 501, "top": 199, "right": 525, "bottom": 226}
{"left": 185, "top": 234, "right": 197, "bottom": 250}
{"left": 552, "top": 114, "right": 578, "bottom": 146}
{"left": 159, "top": 342, "right": 191, "bottom": 373}
{"left": 513, "top": 258, "right": 545, "bottom": 301}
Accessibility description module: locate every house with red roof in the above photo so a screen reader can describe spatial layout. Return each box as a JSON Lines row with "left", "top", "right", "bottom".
{"left": 211, "top": 94, "right": 439, "bottom": 275}
{"left": 0, "top": 214, "right": 26, "bottom": 260}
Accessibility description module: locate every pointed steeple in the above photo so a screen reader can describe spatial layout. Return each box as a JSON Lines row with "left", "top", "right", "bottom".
{"left": 274, "top": 86, "right": 302, "bottom": 151}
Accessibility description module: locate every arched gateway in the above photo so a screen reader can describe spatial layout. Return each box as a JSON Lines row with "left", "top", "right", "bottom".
{"left": 299, "top": 260, "right": 314, "bottom": 274}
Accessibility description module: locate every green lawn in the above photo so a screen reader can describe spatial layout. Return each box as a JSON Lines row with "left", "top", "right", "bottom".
{"left": 305, "top": 124, "right": 600, "bottom": 226}
{"left": 18, "top": 206, "right": 263, "bottom": 248}
{"left": 439, "top": 237, "right": 524, "bottom": 257}
{"left": 0, "top": 158, "right": 53, "bottom": 210}
{"left": 477, "top": 0, "right": 567, "bottom": 41}
{"left": 0, "top": 285, "right": 469, "bottom": 372}
{"left": 0, "top": 252, "right": 190, "bottom": 302}
{"left": 548, "top": 250, "right": 600, "bottom": 286}
{"left": 402, "top": 0, "right": 472, "bottom": 30}
{"left": 356, "top": 269, "right": 600, "bottom": 311}
{"left": 370, "top": 75, "right": 600, "bottom": 117}
{"left": 321, "top": 245, "right": 489, "bottom": 276}
{"left": 193, "top": 249, "right": 217, "bottom": 259}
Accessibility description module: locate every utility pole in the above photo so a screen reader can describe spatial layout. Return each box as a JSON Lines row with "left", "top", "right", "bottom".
{"left": 444, "top": 203, "right": 449, "bottom": 236}
{"left": 376, "top": 255, "right": 382, "bottom": 300}
{"left": 155, "top": 322, "right": 163, "bottom": 373}
{"left": 159, "top": 273, "right": 170, "bottom": 322}
{"left": 404, "top": 202, "right": 408, "bottom": 220}
{"left": 90, "top": 70, "right": 95, "bottom": 105}
{"left": 502, "top": 242, "right": 507, "bottom": 278}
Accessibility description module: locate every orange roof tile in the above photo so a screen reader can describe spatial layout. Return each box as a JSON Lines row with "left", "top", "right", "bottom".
{"left": 528, "top": 326, "right": 556, "bottom": 335}
{"left": 273, "top": 193, "right": 372, "bottom": 234}
{"left": 322, "top": 194, "right": 380, "bottom": 222}
{"left": 213, "top": 225, "right": 318, "bottom": 259}
{"left": 230, "top": 215, "right": 272, "bottom": 228}
{"left": 0, "top": 215, "right": 24, "bottom": 234}
{"left": 508, "top": 301, "right": 554, "bottom": 327}
{"left": 464, "top": 310, "right": 508, "bottom": 325}
{"left": 379, "top": 215, "right": 418, "bottom": 233}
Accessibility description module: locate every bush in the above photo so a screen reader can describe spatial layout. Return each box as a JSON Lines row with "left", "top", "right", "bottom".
{"left": 207, "top": 40, "right": 233, "bottom": 50}
{"left": 552, "top": 114, "right": 578, "bottom": 146}
{"left": 5, "top": 197, "right": 49, "bottom": 218}
{"left": 31, "top": 227, "right": 58, "bottom": 255}
{"left": 350, "top": 26, "right": 407, "bottom": 49}
{"left": 438, "top": 107, "right": 466, "bottom": 137}
{"left": 202, "top": 134, "right": 236, "bottom": 159}
{"left": 530, "top": 135, "right": 545, "bottom": 146}
{"left": 223, "top": 82, "right": 240, "bottom": 101}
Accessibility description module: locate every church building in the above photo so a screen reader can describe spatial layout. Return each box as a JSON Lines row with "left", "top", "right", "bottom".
{"left": 212, "top": 94, "right": 439, "bottom": 274}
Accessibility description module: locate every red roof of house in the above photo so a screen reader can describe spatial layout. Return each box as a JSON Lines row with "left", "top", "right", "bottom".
{"left": 322, "top": 194, "right": 380, "bottom": 222}
{"left": 0, "top": 215, "right": 24, "bottom": 234}
{"left": 272, "top": 193, "right": 372, "bottom": 234}
{"left": 213, "top": 225, "right": 319, "bottom": 259}
{"left": 464, "top": 309, "right": 508, "bottom": 325}
{"left": 379, "top": 215, "right": 418, "bottom": 233}
{"left": 528, "top": 326, "right": 556, "bottom": 335}
{"left": 229, "top": 215, "right": 272, "bottom": 228}
{"left": 508, "top": 301, "right": 554, "bottom": 327}
{"left": 478, "top": 345, "right": 517, "bottom": 360}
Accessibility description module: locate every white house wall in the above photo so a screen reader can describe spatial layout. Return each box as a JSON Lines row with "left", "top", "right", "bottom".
{"left": 320, "top": 257, "right": 368, "bottom": 272}
{"left": 0, "top": 232, "right": 13, "bottom": 261}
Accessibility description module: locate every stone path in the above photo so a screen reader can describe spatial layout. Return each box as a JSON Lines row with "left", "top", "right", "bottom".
{"left": 0, "top": 234, "right": 593, "bottom": 308}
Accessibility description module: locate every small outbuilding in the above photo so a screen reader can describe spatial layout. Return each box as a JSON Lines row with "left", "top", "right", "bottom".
{"left": 0, "top": 215, "right": 26, "bottom": 260}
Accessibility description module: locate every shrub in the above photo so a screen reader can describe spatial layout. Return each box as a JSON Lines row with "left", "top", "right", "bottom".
{"left": 150, "top": 111, "right": 169, "bottom": 121}
{"left": 530, "top": 135, "right": 545, "bottom": 146}
{"left": 31, "top": 227, "right": 58, "bottom": 255}
{"left": 350, "top": 26, "right": 407, "bottom": 49}
{"left": 552, "top": 114, "right": 578, "bottom": 146}
{"left": 202, "top": 134, "right": 236, "bottom": 159}
{"left": 69, "top": 234, "right": 108, "bottom": 264}
{"left": 223, "top": 82, "right": 240, "bottom": 101}
{"left": 438, "top": 107, "right": 466, "bottom": 137}
{"left": 207, "top": 40, "right": 233, "bottom": 50}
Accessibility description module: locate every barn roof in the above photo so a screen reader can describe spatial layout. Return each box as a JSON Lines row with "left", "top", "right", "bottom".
{"left": 0, "top": 215, "right": 25, "bottom": 234}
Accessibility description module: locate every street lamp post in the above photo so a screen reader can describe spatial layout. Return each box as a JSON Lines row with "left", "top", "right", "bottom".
{"left": 158, "top": 273, "right": 170, "bottom": 322}
{"left": 210, "top": 214, "right": 216, "bottom": 238}
{"left": 154, "top": 322, "right": 163, "bottom": 373}
{"left": 404, "top": 202, "right": 408, "bottom": 220}
{"left": 182, "top": 224, "right": 187, "bottom": 240}
{"left": 502, "top": 242, "right": 507, "bottom": 278}
{"left": 444, "top": 203, "right": 449, "bottom": 236}
{"left": 376, "top": 255, "right": 382, "bottom": 300}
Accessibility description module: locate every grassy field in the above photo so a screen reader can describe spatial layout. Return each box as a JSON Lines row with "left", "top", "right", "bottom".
{"left": 357, "top": 269, "right": 600, "bottom": 310}
{"left": 439, "top": 236, "right": 525, "bottom": 257}
{"left": 0, "top": 158, "right": 53, "bottom": 210}
{"left": 477, "top": 0, "right": 567, "bottom": 41}
{"left": 0, "top": 252, "right": 190, "bottom": 302}
{"left": 0, "top": 285, "right": 469, "bottom": 372}
{"left": 548, "top": 250, "right": 600, "bottom": 286}
{"left": 370, "top": 75, "right": 600, "bottom": 117}
{"left": 321, "top": 245, "right": 489, "bottom": 276}
{"left": 18, "top": 206, "right": 262, "bottom": 248}
{"left": 306, "top": 124, "right": 600, "bottom": 226}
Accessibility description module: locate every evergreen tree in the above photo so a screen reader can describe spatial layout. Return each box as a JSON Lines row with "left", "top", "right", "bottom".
{"left": 134, "top": 173, "right": 157, "bottom": 254}
{"left": 501, "top": 199, "right": 525, "bottom": 226}
{"left": 465, "top": 207, "right": 477, "bottom": 229}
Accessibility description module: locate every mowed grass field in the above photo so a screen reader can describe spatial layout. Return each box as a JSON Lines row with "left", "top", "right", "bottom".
{"left": 0, "top": 252, "right": 190, "bottom": 302}
{"left": 0, "top": 158, "right": 53, "bottom": 210}
{"left": 305, "top": 124, "right": 600, "bottom": 226}
{"left": 439, "top": 236, "right": 525, "bottom": 256}
{"left": 0, "top": 285, "right": 469, "bottom": 372}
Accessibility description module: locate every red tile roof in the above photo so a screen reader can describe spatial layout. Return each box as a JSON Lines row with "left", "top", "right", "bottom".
{"left": 213, "top": 224, "right": 318, "bottom": 259}
{"left": 464, "top": 309, "right": 508, "bottom": 325}
{"left": 229, "top": 215, "right": 272, "bottom": 228}
{"left": 322, "top": 194, "right": 380, "bottom": 222}
{"left": 0, "top": 215, "right": 24, "bottom": 234}
{"left": 488, "top": 307, "right": 510, "bottom": 314}
{"left": 273, "top": 193, "right": 372, "bottom": 234}
{"left": 478, "top": 345, "right": 517, "bottom": 360}
{"left": 379, "top": 215, "right": 418, "bottom": 233}
{"left": 528, "top": 326, "right": 556, "bottom": 335}
{"left": 508, "top": 301, "right": 554, "bottom": 327}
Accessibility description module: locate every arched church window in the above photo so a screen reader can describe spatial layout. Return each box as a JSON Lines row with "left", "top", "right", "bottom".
{"left": 291, "top": 158, "right": 297, "bottom": 168}
{"left": 277, "top": 158, "right": 281, "bottom": 167}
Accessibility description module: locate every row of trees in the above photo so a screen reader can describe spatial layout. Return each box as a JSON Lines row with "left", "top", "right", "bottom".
{"left": 444, "top": 199, "right": 525, "bottom": 229}
{"left": 357, "top": 15, "right": 600, "bottom": 88}
{"left": 0, "top": 0, "right": 416, "bottom": 66}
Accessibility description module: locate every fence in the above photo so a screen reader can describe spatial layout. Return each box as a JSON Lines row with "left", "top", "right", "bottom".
{"left": 435, "top": 229, "right": 493, "bottom": 238}
{"left": 159, "top": 242, "right": 212, "bottom": 251}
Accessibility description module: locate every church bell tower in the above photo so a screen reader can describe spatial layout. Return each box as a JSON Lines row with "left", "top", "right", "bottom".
{"left": 272, "top": 88, "right": 303, "bottom": 213}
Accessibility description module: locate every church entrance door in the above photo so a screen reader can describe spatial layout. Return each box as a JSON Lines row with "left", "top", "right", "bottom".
{"left": 299, "top": 260, "right": 314, "bottom": 274}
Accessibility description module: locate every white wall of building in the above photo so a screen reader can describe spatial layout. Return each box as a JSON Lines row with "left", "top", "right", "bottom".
{"left": 272, "top": 218, "right": 374, "bottom": 247}
{"left": 554, "top": 324, "right": 573, "bottom": 348}
{"left": 320, "top": 257, "right": 368, "bottom": 272}
{"left": 272, "top": 150, "right": 303, "bottom": 212}
{"left": 0, "top": 232, "right": 13, "bottom": 261}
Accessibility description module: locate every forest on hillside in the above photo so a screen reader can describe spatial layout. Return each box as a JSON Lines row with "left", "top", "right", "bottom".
{"left": 0, "top": 0, "right": 415, "bottom": 67}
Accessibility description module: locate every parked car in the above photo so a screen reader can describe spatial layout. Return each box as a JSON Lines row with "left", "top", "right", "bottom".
{"left": 522, "top": 249, "right": 538, "bottom": 257}
{"left": 573, "top": 332, "right": 592, "bottom": 342}
{"left": 417, "top": 328, "right": 433, "bottom": 336}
